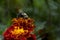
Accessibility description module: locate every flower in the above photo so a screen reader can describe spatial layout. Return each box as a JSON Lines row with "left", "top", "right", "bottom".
{"left": 3, "top": 17, "right": 36, "bottom": 40}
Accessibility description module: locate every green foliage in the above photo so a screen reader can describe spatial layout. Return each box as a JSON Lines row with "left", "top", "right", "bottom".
{"left": 0, "top": 0, "right": 60, "bottom": 40}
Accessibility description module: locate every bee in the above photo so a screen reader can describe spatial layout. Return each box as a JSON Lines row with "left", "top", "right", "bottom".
{"left": 17, "top": 9, "right": 28, "bottom": 18}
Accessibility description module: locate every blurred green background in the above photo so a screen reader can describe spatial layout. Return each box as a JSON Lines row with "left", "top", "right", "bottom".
{"left": 0, "top": 0, "right": 60, "bottom": 40}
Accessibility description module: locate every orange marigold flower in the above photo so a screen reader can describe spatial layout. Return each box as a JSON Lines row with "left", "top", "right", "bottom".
{"left": 3, "top": 17, "right": 36, "bottom": 40}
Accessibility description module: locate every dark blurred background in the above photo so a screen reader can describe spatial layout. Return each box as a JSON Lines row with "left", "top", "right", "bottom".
{"left": 0, "top": 0, "right": 60, "bottom": 40}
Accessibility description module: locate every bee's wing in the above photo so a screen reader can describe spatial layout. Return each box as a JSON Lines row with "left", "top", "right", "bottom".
{"left": 23, "top": 13, "right": 28, "bottom": 18}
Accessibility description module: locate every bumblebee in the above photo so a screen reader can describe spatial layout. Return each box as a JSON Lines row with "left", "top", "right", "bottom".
{"left": 17, "top": 9, "right": 28, "bottom": 18}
